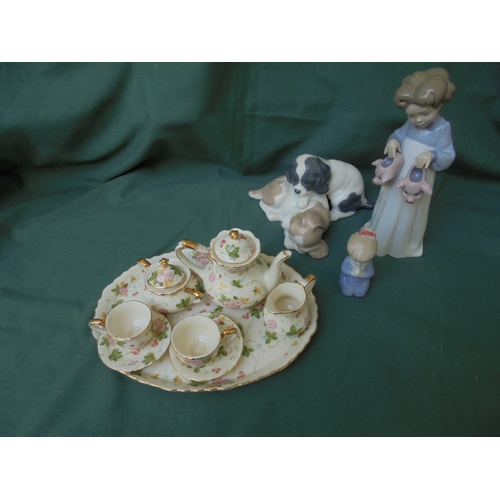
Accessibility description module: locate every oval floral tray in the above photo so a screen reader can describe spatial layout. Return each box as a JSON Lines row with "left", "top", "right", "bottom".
{"left": 91, "top": 252, "right": 318, "bottom": 392}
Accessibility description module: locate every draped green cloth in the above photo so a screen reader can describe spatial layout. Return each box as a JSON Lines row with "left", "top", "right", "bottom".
{"left": 1, "top": 62, "right": 499, "bottom": 436}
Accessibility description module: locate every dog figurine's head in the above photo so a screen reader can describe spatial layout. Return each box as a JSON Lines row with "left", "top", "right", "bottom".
{"left": 286, "top": 154, "right": 331, "bottom": 198}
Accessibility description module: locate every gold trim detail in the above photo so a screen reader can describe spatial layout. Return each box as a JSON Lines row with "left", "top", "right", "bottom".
{"left": 220, "top": 327, "right": 238, "bottom": 339}
{"left": 182, "top": 240, "right": 198, "bottom": 250}
{"left": 184, "top": 288, "right": 204, "bottom": 300}
{"left": 138, "top": 258, "right": 151, "bottom": 269}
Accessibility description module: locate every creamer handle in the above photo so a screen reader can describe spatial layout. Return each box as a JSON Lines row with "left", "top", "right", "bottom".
{"left": 301, "top": 274, "right": 316, "bottom": 296}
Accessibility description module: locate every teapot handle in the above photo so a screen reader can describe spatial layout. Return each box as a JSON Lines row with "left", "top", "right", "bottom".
{"left": 300, "top": 274, "right": 316, "bottom": 296}
{"left": 175, "top": 240, "right": 213, "bottom": 272}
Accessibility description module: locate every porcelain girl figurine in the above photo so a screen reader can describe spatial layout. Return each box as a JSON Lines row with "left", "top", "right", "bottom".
{"left": 339, "top": 227, "right": 377, "bottom": 298}
{"left": 366, "top": 68, "right": 456, "bottom": 258}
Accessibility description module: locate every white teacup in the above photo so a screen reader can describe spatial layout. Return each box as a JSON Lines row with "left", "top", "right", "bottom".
{"left": 264, "top": 274, "right": 316, "bottom": 337}
{"left": 171, "top": 315, "right": 237, "bottom": 368}
{"left": 89, "top": 300, "right": 166, "bottom": 349}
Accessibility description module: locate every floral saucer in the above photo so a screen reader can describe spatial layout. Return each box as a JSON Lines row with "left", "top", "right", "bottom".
{"left": 97, "top": 316, "right": 171, "bottom": 372}
{"left": 169, "top": 314, "right": 243, "bottom": 382}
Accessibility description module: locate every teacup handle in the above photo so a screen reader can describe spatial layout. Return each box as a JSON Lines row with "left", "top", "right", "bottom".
{"left": 220, "top": 326, "right": 238, "bottom": 341}
{"left": 300, "top": 274, "right": 316, "bottom": 296}
{"left": 175, "top": 240, "right": 213, "bottom": 271}
{"left": 184, "top": 287, "right": 204, "bottom": 302}
{"left": 89, "top": 318, "right": 106, "bottom": 334}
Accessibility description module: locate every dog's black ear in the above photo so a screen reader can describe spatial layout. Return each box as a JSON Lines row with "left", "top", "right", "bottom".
{"left": 286, "top": 160, "right": 299, "bottom": 185}
{"left": 315, "top": 159, "right": 331, "bottom": 195}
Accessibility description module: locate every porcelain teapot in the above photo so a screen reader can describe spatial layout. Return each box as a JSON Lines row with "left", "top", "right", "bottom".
{"left": 175, "top": 228, "right": 292, "bottom": 310}
{"left": 138, "top": 257, "right": 204, "bottom": 314}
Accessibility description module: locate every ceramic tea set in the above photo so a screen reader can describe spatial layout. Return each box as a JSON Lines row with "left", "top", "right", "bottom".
{"left": 89, "top": 227, "right": 316, "bottom": 384}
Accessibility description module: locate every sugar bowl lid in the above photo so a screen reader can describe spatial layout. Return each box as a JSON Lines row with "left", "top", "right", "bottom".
{"left": 142, "top": 258, "right": 187, "bottom": 291}
{"left": 211, "top": 228, "right": 260, "bottom": 266}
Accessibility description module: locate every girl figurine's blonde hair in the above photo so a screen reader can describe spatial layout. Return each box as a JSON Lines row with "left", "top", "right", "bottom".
{"left": 347, "top": 227, "right": 378, "bottom": 263}
{"left": 394, "top": 67, "right": 456, "bottom": 110}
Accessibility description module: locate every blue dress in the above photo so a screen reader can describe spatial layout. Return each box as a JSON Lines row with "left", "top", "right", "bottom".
{"left": 339, "top": 257, "right": 375, "bottom": 297}
{"left": 366, "top": 115, "right": 455, "bottom": 258}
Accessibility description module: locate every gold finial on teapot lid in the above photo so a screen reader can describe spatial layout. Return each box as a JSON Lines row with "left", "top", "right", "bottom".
{"left": 212, "top": 228, "right": 259, "bottom": 265}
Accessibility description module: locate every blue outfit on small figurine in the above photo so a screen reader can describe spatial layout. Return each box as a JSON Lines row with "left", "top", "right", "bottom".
{"left": 339, "top": 257, "right": 375, "bottom": 297}
{"left": 339, "top": 227, "right": 378, "bottom": 298}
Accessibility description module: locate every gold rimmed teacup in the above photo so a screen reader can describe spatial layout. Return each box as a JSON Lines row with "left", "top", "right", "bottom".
{"left": 89, "top": 300, "right": 165, "bottom": 349}
{"left": 171, "top": 315, "right": 237, "bottom": 369}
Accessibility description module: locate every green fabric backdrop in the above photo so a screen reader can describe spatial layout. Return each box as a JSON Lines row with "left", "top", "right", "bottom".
{"left": 1, "top": 62, "right": 499, "bottom": 436}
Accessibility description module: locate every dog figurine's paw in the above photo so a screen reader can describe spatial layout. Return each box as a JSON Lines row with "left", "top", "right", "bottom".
{"left": 296, "top": 198, "right": 309, "bottom": 210}
{"left": 266, "top": 212, "right": 281, "bottom": 222}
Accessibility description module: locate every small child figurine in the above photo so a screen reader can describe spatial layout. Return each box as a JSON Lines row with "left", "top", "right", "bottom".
{"left": 339, "top": 227, "right": 377, "bottom": 298}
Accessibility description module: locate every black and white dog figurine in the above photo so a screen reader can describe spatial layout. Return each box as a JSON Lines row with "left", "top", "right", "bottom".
{"left": 286, "top": 154, "right": 373, "bottom": 221}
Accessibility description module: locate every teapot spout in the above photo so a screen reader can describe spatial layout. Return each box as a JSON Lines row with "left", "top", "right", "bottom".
{"left": 263, "top": 250, "right": 292, "bottom": 291}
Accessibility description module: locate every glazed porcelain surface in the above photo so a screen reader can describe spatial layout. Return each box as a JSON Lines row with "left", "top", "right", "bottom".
{"left": 97, "top": 313, "right": 171, "bottom": 372}
{"left": 175, "top": 229, "right": 292, "bottom": 310}
{"left": 263, "top": 275, "right": 315, "bottom": 337}
{"left": 138, "top": 257, "right": 204, "bottom": 313}
{"left": 169, "top": 313, "right": 243, "bottom": 382}
{"left": 90, "top": 252, "right": 318, "bottom": 392}
{"left": 171, "top": 314, "right": 238, "bottom": 368}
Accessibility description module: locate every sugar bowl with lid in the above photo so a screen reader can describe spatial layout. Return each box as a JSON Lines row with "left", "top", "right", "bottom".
{"left": 138, "top": 257, "right": 204, "bottom": 314}
{"left": 175, "top": 228, "right": 291, "bottom": 310}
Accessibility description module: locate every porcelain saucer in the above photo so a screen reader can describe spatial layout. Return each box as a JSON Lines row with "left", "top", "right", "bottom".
{"left": 169, "top": 313, "right": 243, "bottom": 382}
{"left": 97, "top": 315, "right": 171, "bottom": 372}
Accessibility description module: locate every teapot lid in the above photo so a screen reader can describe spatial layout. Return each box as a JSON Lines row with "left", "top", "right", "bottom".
{"left": 211, "top": 228, "right": 260, "bottom": 267}
{"left": 146, "top": 258, "right": 187, "bottom": 291}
